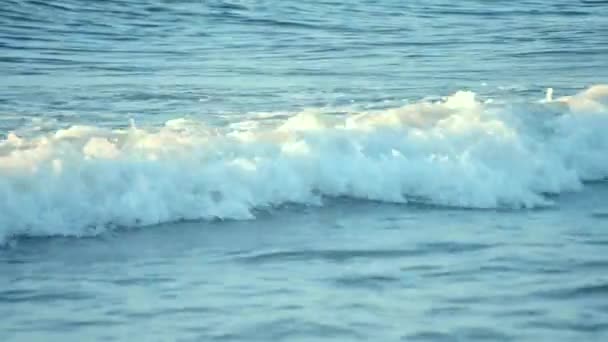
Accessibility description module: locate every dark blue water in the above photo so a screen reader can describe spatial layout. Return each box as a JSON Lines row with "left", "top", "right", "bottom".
{"left": 1, "top": 0, "right": 608, "bottom": 341}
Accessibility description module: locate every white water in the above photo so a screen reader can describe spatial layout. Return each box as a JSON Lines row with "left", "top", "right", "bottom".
{"left": 1, "top": 85, "right": 607, "bottom": 242}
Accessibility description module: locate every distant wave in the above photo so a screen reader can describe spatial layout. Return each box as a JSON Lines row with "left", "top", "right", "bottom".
{"left": 1, "top": 85, "right": 607, "bottom": 242}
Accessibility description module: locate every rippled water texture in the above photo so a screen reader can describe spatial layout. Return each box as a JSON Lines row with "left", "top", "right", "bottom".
{"left": 2, "top": 0, "right": 607, "bottom": 124}
{"left": 1, "top": 0, "right": 608, "bottom": 341}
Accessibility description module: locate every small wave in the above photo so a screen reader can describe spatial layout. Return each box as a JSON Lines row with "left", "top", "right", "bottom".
{"left": 0, "top": 289, "right": 91, "bottom": 304}
{"left": 234, "top": 248, "right": 424, "bottom": 264}
{"left": 536, "top": 282, "right": 608, "bottom": 300}
{"left": 330, "top": 274, "right": 402, "bottom": 290}
{"left": 1, "top": 85, "right": 607, "bottom": 243}
{"left": 590, "top": 212, "right": 608, "bottom": 219}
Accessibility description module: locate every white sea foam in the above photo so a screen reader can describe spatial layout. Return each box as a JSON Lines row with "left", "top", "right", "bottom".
{"left": 1, "top": 85, "right": 607, "bottom": 242}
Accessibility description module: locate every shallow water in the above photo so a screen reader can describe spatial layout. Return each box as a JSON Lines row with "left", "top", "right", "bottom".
{"left": 1, "top": 0, "right": 608, "bottom": 341}
{"left": 3, "top": 188, "right": 608, "bottom": 341}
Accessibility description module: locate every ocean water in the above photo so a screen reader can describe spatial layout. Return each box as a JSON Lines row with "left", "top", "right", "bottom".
{"left": 1, "top": 0, "right": 608, "bottom": 340}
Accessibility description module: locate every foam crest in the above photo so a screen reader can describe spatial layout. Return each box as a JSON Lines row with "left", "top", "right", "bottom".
{"left": 1, "top": 86, "right": 607, "bottom": 242}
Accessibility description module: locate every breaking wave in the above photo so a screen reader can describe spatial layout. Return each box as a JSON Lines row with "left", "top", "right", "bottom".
{"left": 1, "top": 85, "right": 607, "bottom": 242}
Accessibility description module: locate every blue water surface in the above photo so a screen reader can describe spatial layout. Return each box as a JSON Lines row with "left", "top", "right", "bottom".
{"left": 1, "top": 1, "right": 608, "bottom": 341}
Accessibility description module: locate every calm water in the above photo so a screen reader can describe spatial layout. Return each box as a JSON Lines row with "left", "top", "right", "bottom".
{"left": 1, "top": 0, "right": 608, "bottom": 341}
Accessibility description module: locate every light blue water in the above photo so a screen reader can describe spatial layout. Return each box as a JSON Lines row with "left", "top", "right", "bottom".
{"left": 1, "top": 0, "right": 608, "bottom": 341}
